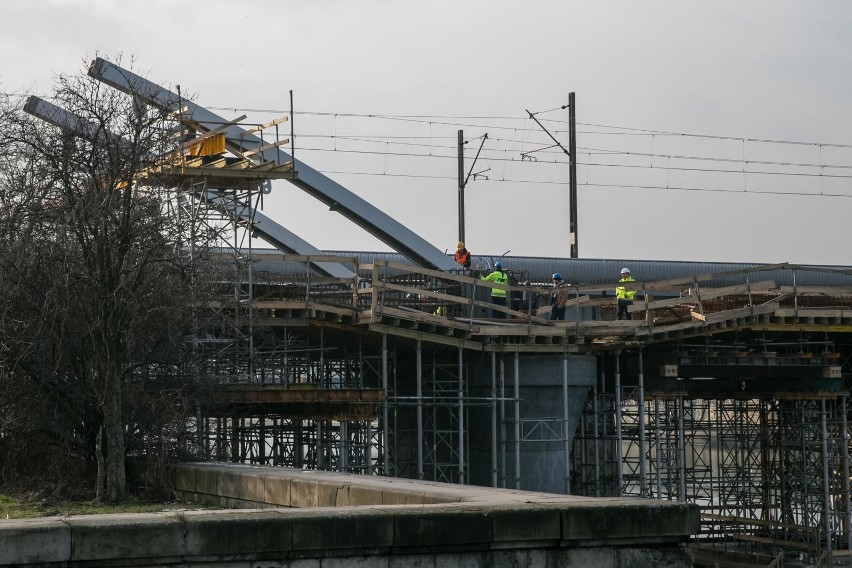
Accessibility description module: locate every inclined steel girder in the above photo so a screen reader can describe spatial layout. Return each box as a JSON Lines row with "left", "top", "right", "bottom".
{"left": 87, "top": 57, "right": 458, "bottom": 272}
{"left": 23, "top": 95, "right": 354, "bottom": 280}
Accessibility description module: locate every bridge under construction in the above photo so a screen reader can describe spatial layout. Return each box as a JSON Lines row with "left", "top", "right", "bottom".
{"left": 26, "top": 57, "right": 852, "bottom": 567}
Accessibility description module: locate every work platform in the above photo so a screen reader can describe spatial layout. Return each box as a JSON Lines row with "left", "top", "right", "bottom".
{"left": 244, "top": 255, "right": 852, "bottom": 355}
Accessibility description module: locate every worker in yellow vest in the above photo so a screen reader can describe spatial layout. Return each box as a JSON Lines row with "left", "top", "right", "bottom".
{"left": 481, "top": 261, "right": 508, "bottom": 318}
{"left": 616, "top": 267, "right": 636, "bottom": 320}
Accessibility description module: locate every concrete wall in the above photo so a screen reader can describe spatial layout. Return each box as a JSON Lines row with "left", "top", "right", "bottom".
{"left": 0, "top": 463, "right": 699, "bottom": 567}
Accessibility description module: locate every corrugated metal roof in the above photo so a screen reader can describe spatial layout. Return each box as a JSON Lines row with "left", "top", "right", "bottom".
{"left": 247, "top": 248, "right": 852, "bottom": 287}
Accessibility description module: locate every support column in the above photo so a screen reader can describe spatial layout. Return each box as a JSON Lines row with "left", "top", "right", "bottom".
{"left": 615, "top": 351, "right": 623, "bottom": 495}
{"left": 491, "top": 351, "right": 498, "bottom": 487}
{"left": 654, "top": 396, "right": 662, "bottom": 500}
{"left": 382, "top": 333, "right": 389, "bottom": 476}
{"left": 259, "top": 412, "right": 267, "bottom": 465}
{"left": 843, "top": 396, "right": 851, "bottom": 550}
{"left": 593, "top": 384, "right": 601, "bottom": 497}
{"left": 317, "top": 421, "right": 324, "bottom": 470}
{"left": 638, "top": 349, "right": 647, "bottom": 497}
{"left": 514, "top": 351, "right": 521, "bottom": 490}
{"left": 499, "top": 355, "right": 506, "bottom": 488}
{"left": 677, "top": 396, "right": 686, "bottom": 502}
{"left": 340, "top": 420, "right": 349, "bottom": 474}
{"left": 417, "top": 338, "right": 424, "bottom": 480}
{"left": 822, "top": 398, "right": 833, "bottom": 555}
{"left": 365, "top": 419, "right": 373, "bottom": 473}
{"left": 458, "top": 346, "right": 465, "bottom": 484}
{"left": 563, "top": 352, "right": 571, "bottom": 495}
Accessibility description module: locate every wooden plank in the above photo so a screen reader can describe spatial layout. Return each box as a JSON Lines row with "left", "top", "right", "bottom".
{"left": 630, "top": 282, "right": 775, "bottom": 313}
{"left": 774, "top": 308, "right": 850, "bottom": 318}
{"left": 471, "top": 325, "right": 568, "bottom": 337}
{"left": 487, "top": 344, "right": 580, "bottom": 354}
{"left": 240, "top": 116, "right": 288, "bottom": 137}
{"left": 703, "top": 303, "right": 776, "bottom": 323}
{"left": 242, "top": 138, "right": 291, "bottom": 158}
{"left": 382, "top": 282, "right": 473, "bottom": 306}
{"left": 251, "top": 161, "right": 285, "bottom": 171}
{"left": 697, "top": 280, "right": 777, "bottom": 300}
{"left": 748, "top": 324, "right": 852, "bottom": 333}
{"left": 252, "top": 301, "right": 356, "bottom": 317}
{"left": 180, "top": 114, "right": 247, "bottom": 149}
{"left": 225, "top": 158, "right": 252, "bottom": 170}
{"left": 377, "top": 306, "right": 478, "bottom": 332}
{"left": 368, "top": 323, "right": 483, "bottom": 351}
{"left": 779, "top": 285, "right": 852, "bottom": 296}
{"left": 628, "top": 295, "right": 694, "bottom": 313}
{"left": 641, "top": 262, "right": 791, "bottom": 291}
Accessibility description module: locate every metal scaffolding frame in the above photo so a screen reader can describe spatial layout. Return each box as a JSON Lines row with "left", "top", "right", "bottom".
{"left": 573, "top": 369, "right": 852, "bottom": 562}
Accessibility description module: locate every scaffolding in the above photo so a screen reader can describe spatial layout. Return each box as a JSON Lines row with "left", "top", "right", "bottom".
{"left": 573, "top": 371, "right": 852, "bottom": 562}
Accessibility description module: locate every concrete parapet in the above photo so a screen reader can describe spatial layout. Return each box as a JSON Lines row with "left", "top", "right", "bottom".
{"left": 0, "top": 463, "right": 699, "bottom": 567}
{"left": 0, "top": 518, "right": 70, "bottom": 565}
{"left": 67, "top": 513, "right": 185, "bottom": 562}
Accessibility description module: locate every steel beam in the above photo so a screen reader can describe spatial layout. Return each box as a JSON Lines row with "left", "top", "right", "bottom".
{"left": 23, "top": 96, "right": 353, "bottom": 279}
{"left": 88, "top": 57, "right": 458, "bottom": 271}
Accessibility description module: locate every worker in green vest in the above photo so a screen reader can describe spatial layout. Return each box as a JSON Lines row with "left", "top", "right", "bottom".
{"left": 482, "top": 261, "right": 508, "bottom": 318}
{"left": 616, "top": 267, "right": 636, "bottom": 320}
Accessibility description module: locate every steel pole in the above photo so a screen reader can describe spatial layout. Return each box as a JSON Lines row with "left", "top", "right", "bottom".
{"left": 491, "top": 351, "right": 498, "bottom": 487}
{"left": 563, "top": 352, "right": 571, "bottom": 494}
{"left": 382, "top": 333, "right": 389, "bottom": 475}
{"left": 568, "top": 92, "right": 578, "bottom": 258}
{"left": 654, "top": 396, "right": 662, "bottom": 499}
{"left": 458, "top": 129, "right": 465, "bottom": 243}
{"left": 615, "top": 352, "right": 623, "bottom": 495}
{"left": 458, "top": 346, "right": 465, "bottom": 484}
{"left": 638, "top": 349, "right": 647, "bottom": 497}
{"left": 417, "top": 339, "right": 423, "bottom": 480}
{"left": 514, "top": 352, "right": 521, "bottom": 490}
{"left": 843, "top": 396, "right": 852, "bottom": 550}
{"left": 499, "top": 356, "right": 506, "bottom": 488}
{"left": 822, "top": 398, "right": 833, "bottom": 555}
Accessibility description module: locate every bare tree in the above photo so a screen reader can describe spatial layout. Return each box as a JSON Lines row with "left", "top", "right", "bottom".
{"left": 0, "top": 60, "right": 222, "bottom": 501}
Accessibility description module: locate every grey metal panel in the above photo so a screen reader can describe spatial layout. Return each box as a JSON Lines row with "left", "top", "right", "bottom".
{"left": 23, "top": 97, "right": 112, "bottom": 143}
{"left": 23, "top": 96, "right": 353, "bottom": 280}
{"left": 317, "top": 250, "right": 852, "bottom": 287}
{"left": 87, "top": 57, "right": 458, "bottom": 272}
{"left": 200, "top": 192, "right": 353, "bottom": 279}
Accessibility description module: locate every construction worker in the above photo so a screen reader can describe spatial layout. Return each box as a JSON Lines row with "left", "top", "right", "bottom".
{"left": 616, "top": 267, "right": 636, "bottom": 320}
{"left": 481, "top": 261, "right": 508, "bottom": 318}
{"left": 454, "top": 242, "right": 472, "bottom": 270}
{"left": 550, "top": 273, "right": 568, "bottom": 321}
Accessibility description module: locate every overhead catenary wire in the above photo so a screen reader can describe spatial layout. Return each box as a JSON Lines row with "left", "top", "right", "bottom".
{"left": 12, "top": 91, "right": 852, "bottom": 198}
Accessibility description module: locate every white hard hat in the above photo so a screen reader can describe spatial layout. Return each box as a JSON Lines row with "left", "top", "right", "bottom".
{"left": 621, "top": 267, "right": 630, "bottom": 274}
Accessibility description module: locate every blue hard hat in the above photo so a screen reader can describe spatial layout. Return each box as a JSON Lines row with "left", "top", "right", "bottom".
{"left": 495, "top": 261, "right": 502, "bottom": 269}
{"left": 552, "top": 273, "right": 562, "bottom": 280}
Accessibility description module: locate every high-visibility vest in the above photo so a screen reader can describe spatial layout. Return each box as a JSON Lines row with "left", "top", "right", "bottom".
{"left": 482, "top": 270, "right": 508, "bottom": 297}
{"left": 454, "top": 248, "right": 471, "bottom": 268}
{"left": 616, "top": 277, "right": 636, "bottom": 301}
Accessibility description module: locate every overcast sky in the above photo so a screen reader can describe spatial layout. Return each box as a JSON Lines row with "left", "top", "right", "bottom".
{"left": 2, "top": 1, "right": 851, "bottom": 265}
